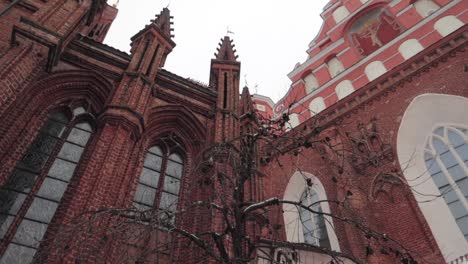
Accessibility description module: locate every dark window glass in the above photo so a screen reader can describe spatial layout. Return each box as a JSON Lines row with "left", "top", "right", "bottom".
{"left": 0, "top": 216, "right": 14, "bottom": 239}
{"left": 29, "top": 134, "right": 58, "bottom": 155}
{"left": 67, "top": 128, "right": 91, "bottom": 147}
{"left": 0, "top": 243, "right": 36, "bottom": 264}
{"left": 48, "top": 159, "right": 76, "bottom": 182}
{"left": 13, "top": 219, "right": 48, "bottom": 248}
{"left": 134, "top": 185, "right": 157, "bottom": 206}
{"left": 0, "top": 107, "right": 94, "bottom": 263}
{"left": 2, "top": 169, "right": 38, "bottom": 194}
{"left": 166, "top": 160, "right": 183, "bottom": 178}
{"left": 133, "top": 146, "right": 184, "bottom": 225}
{"left": 139, "top": 168, "right": 160, "bottom": 187}
{"left": 0, "top": 191, "right": 27, "bottom": 215}
{"left": 24, "top": 198, "right": 59, "bottom": 223}
{"left": 57, "top": 143, "right": 84, "bottom": 163}
{"left": 42, "top": 116, "right": 67, "bottom": 137}
{"left": 163, "top": 176, "right": 180, "bottom": 195}
{"left": 426, "top": 126, "right": 468, "bottom": 242}
{"left": 18, "top": 151, "right": 49, "bottom": 173}
{"left": 299, "top": 189, "right": 331, "bottom": 249}
{"left": 143, "top": 153, "right": 163, "bottom": 171}
{"left": 36, "top": 178, "right": 68, "bottom": 202}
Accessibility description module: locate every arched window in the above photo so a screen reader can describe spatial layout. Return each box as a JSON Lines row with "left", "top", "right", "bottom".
{"left": 0, "top": 106, "right": 94, "bottom": 264}
{"left": 397, "top": 94, "right": 468, "bottom": 261}
{"left": 332, "top": 6, "right": 350, "bottom": 24}
{"left": 327, "top": 57, "right": 345, "bottom": 78}
{"left": 299, "top": 188, "right": 331, "bottom": 249}
{"left": 424, "top": 125, "right": 468, "bottom": 241}
{"left": 434, "top": 16, "right": 464, "bottom": 37}
{"left": 133, "top": 144, "right": 184, "bottom": 224}
{"left": 285, "top": 113, "right": 300, "bottom": 131}
{"left": 335, "top": 80, "right": 354, "bottom": 100}
{"left": 365, "top": 61, "right": 386, "bottom": 81}
{"left": 283, "top": 172, "right": 340, "bottom": 251}
{"left": 304, "top": 73, "right": 319, "bottom": 94}
{"left": 413, "top": 0, "right": 440, "bottom": 18}
{"left": 309, "top": 97, "right": 326, "bottom": 116}
{"left": 398, "top": 39, "right": 424, "bottom": 60}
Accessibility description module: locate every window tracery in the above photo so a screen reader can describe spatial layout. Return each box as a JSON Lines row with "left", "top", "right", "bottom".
{"left": 133, "top": 142, "right": 185, "bottom": 224}
{"left": 397, "top": 94, "right": 468, "bottom": 261}
{"left": 0, "top": 106, "right": 94, "bottom": 264}
{"left": 424, "top": 125, "right": 468, "bottom": 241}
{"left": 298, "top": 188, "right": 331, "bottom": 249}
{"left": 283, "top": 172, "right": 340, "bottom": 251}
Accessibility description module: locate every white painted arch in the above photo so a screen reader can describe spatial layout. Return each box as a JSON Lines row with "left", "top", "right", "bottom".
{"left": 434, "top": 16, "right": 464, "bottom": 37}
{"left": 304, "top": 73, "right": 319, "bottom": 94}
{"left": 397, "top": 94, "right": 468, "bottom": 262}
{"left": 365, "top": 61, "right": 387, "bottom": 81}
{"left": 335, "top": 80, "right": 354, "bottom": 100}
{"left": 283, "top": 171, "right": 341, "bottom": 251}
{"left": 413, "top": 0, "right": 440, "bottom": 18}
{"left": 286, "top": 113, "right": 300, "bottom": 131}
{"left": 309, "top": 97, "right": 326, "bottom": 116}
{"left": 398, "top": 39, "right": 424, "bottom": 60}
{"left": 332, "top": 6, "right": 350, "bottom": 24}
{"left": 327, "top": 57, "right": 345, "bottom": 78}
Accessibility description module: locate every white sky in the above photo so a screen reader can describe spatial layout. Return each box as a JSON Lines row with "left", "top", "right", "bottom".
{"left": 105, "top": 0, "right": 329, "bottom": 102}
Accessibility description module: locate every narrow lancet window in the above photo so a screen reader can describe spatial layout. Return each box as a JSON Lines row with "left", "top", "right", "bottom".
{"left": 133, "top": 144, "right": 185, "bottom": 225}
{"left": 0, "top": 106, "right": 94, "bottom": 264}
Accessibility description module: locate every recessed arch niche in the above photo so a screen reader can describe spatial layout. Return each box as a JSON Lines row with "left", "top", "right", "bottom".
{"left": 397, "top": 94, "right": 468, "bottom": 261}
{"left": 347, "top": 8, "right": 403, "bottom": 56}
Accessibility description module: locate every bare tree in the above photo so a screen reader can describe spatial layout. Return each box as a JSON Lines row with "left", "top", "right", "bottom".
{"left": 29, "top": 106, "right": 427, "bottom": 264}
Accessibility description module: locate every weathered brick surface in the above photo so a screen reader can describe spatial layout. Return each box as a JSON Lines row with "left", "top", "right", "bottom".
{"left": 261, "top": 36, "right": 467, "bottom": 263}
{"left": 0, "top": 0, "right": 466, "bottom": 263}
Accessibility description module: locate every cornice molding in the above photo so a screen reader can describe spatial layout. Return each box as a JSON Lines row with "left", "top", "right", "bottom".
{"left": 313, "top": 25, "right": 468, "bottom": 130}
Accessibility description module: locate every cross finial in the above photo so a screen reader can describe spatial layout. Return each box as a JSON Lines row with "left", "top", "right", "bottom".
{"left": 227, "top": 27, "right": 234, "bottom": 36}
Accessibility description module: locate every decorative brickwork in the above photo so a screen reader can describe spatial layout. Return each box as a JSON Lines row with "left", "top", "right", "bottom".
{"left": 0, "top": 0, "right": 466, "bottom": 263}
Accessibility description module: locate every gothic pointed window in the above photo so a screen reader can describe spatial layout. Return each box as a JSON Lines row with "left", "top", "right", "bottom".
{"left": 397, "top": 94, "right": 468, "bottom": 261}
{"left": 0, "top": 106, "right": 94, "bottom": 264}
{"left": 283, "top": 172, "right": 340, "bottom": 251}
{"left": 133, "top": 143, "right": 184, "bottom": 225}
{"left": 424, "top": 125, "right": 468, "bottom": 241}
{"left": 298, "top": 188, "right": 331, "bottom": 249}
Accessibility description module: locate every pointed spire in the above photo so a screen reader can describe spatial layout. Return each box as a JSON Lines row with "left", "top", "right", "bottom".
{"left": 214, "top": 36, "right": 238, "bottom": 62}
{"left": 131, "top": 8, "right": 174, "bottom": 42}
{"left": 240, "top": 86, "right": 255, "bottom": 114}
{"left": 152, "top": 7, "right": 174, "bottom": 38}
{"left": 107, "top": 0, "right": 120, "bottom": 8}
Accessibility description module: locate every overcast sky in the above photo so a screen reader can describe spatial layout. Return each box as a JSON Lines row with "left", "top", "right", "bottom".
{"left": 105, "top": 0, "right": 329, "bottom": 102}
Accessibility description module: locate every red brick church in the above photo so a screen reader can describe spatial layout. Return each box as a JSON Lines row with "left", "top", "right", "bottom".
{"left": 0, "top": 0, "right": 466, "bottom": 263}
